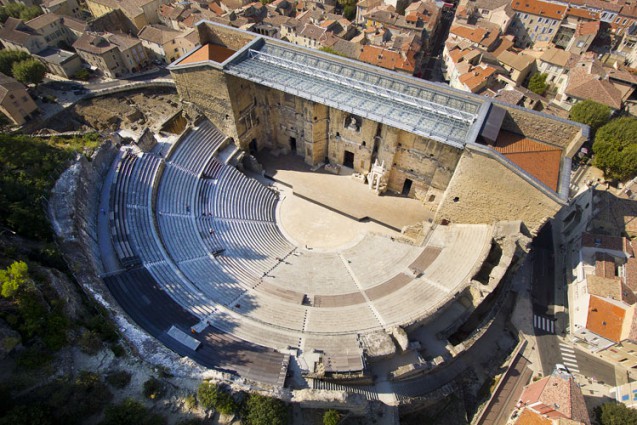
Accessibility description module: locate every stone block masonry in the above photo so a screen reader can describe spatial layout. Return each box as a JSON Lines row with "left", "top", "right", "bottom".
{"left": 436, "top": 149, "right": 561, "bottom": 234}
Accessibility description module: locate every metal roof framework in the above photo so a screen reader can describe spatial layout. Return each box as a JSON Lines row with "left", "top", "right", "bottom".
{"left": 225, "top": 43, "right": 486, "bottom": 148}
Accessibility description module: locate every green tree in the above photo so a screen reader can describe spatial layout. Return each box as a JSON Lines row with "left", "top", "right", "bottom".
{"left": 0, "top": 4, "right": 42, "bottom": 23}
{"left": 0, "top": 260, "right": 29, "bottom": 298}
{"left": 337, "top": 0, "right": 356, "bottom": 20}
{"left": 596, "top": 401, "right": 637, "bottom": 425}
{"left": 527, "top": 73, "right": 549, "bottom": 96}
{"left": 569, "top": 100, "right": 611, "bottom": 131}
{"left": 593, "top": 117, "right": 637, "bottom": 181}
{"left": 0, "top": 50, "right": 30, "bottom": 76}
{"left": 323, "top": 409, "right": 341, "bottom": 425}
{"left": 242, "top": 393, "right": 289, "bottom": 425}
{"left": 197, "top": 381, "right": 237, "bottom": 414}
{"left": 19, "top": 5, "right": 42, "bottom": 21}
{"left": 12, "top": 58, "right": 46, "bottom": 86}
{"left": 101, "top": 399, "right": 166, "bottom": 425}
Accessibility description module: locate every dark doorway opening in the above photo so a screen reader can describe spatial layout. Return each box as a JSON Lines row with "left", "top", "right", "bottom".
{"left": 343, "top": 150, "right": 355, "bottom": 168}
{"left": 402, "top": 178, "right": 413, "bottom": 196}
{"left": 290, "top": 137, "right": 297, "bottom": 152}
{"left": 249, "top": 139, "right": 258, "bottom": 155}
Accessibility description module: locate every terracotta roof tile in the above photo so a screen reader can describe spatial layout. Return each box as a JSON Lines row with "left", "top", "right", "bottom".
{"left": 565, "top": 67, "right": 622, "bottom": 110}
{"left": 566, "top": 7, "right": 599, "bottom": 20}
{"left": 595, "top": 253, "right": 617, "bottom": 279}
{"left": 458, "top": 65, "right": 496, "bottom": 92}
{"left": 515, "top": 408, "right": 553, "bottom": 425}
{"left": 493, "top": 131, "right": 562, "bottom": 191}
{"left": 511, "top": 0, "right": 567, "bottom": 20}
{"left": 519, "top": 374, "right": 591, "bottom": 424}
{"left": 586, "top": 295, "right": 627, "bottom": 342}
{"left": 450, "top": 24, "right": 488, "bottom": 44}
{"left": 575, "top": 20, "right": 600, "bottom": 36}
{"left": 359, "top": 44, "right": 415, "bottom": 73}
{"left": 581, "top": 233, "right": 631, "bottom": 255}
{"left": 178, "top": 43, "right": 236, "bottom": 64}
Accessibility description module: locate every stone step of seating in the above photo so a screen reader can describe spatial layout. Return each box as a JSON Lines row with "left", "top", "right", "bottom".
{"left": 310, "top": 380, "right": 379, "bottom": 401}
{"left": 207, "top": 309, "right": 301, "bottom": 351}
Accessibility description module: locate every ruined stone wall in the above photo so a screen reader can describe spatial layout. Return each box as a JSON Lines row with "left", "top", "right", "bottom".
{"left": 307, "top": 103, "right": 329, "bottom": 165}
{"left": 327, "top": 109, "right": 376, "bottom": 173}
{"left": 500, "top": 104, "right": 587, "bottom": 154}
{"left": 259, "top": 88, "right": 307, "bottom": 156}
{"left": 226, "top": 75, "right": 268, "bottom": 150}
{"left": 172, "top": 67, "right": 239, "bottom": 141}
{"left": 199, "top": 22, "right": 256, "bottom": 50}
{"left": 386, "top": 134, "right": 462, "bottom": 195}
{"left": 435, "top": 149, "right": 562, "bottom": 234}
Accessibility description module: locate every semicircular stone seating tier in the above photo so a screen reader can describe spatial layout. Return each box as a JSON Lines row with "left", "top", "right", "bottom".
{"left": 107, "top": 119, "right": 495, "bottom": 377}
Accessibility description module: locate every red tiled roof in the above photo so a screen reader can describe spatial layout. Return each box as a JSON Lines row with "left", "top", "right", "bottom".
{"left": 458, "top": 65, "right": 496, "bottom": 92}
{"left": 576, "top": 20, "right": 599, "bottom": 36}
{"left": 178, "top": 43, "right": 236, "bottom": 65}
{"left": 359, "top": 45, "right": 415, "bottom": 73}
{"left": 511, "top": 0, "right": 567, "bottom": 20}
{"left": 492, "top": 131, "right": 562, "bottom": 191}
{"left": 515, "top": 408, "right": 553, "bottom": 425}
{"left": 581, "top": 233, "right": 633, "bottom": 256}
{"left": 566, "top": 7, "right": 598, "bottom": 20}
{"left": 450, "top": 25, "right": 487, "bottom": 44}
{"left": 586, "top": 295, "right": 627, "bottom": 342}
{"left": 595, "top": 252, "right": 616, "bottom": 278}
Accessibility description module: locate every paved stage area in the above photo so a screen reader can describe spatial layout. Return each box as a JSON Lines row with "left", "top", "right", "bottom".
{"left": 276, "top": 183, "right": 399, "bottom": 250}
{"left": 258, "top": 151, "right": 433, "bottom": 231}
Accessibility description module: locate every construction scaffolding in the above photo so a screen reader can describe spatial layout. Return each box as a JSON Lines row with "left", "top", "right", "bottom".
{"left": 225, "top": 43, "right": 486, "bottom": 148}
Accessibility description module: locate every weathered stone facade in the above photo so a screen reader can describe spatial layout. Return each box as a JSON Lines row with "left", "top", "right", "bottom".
{"left": 436, "top": 149, "right": 562, "bottom": 233}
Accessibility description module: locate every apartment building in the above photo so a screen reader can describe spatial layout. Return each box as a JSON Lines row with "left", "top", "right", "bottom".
{"left": 0, "top": 73, "right": 38, "bottom": 125}
{"left": 508, "top": 0, "right": 567, "bottom": 47}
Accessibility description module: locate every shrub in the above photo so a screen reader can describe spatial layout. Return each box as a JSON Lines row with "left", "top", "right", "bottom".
{"left": 184, "top": 393, "right": 197, "bottom": 410}
{"left": 143, "top": 377, "right": 166, "bottom": 400}
{"left": 78, "top": 329, "right": 102, "bottom": 355}
{"left": 106, "top": 370, "right": 132, "bottom": 389}
{"left": 0, "top": 404, "right": 52, "bottom": 425}
{"left": 197, "top": 381, "right": 237, "bottom": 414}
{"left": 527, "top": 73, "right": 549, "bottom": 96}
{"left": 110, "top": 343, "right": 126, "bottom": 357}
{"left": 16, "top": 345, "right": 51, "bottom": 369}
{"left": 101, "top": 398, "right": 166, "bottom": 425}
{"left": 0, "top": 260, "right": 29, "bottom": 298}
{"left": 323, "top": 409, "right": 341, "bottom": 425}
{"left": 73, "top": 69, "right": 90, "bottom": 81}
{"left": 241, "top": 393, "right": 289, "bottom": 425}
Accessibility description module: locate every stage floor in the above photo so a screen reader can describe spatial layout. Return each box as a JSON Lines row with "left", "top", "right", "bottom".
{"left": 257, "top": 151, "right": 433, "bottom": 230}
